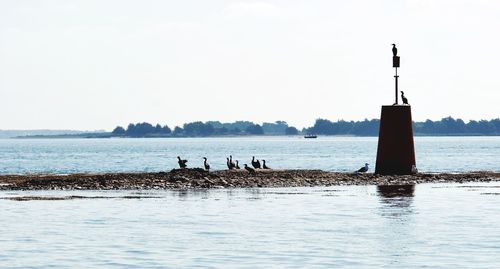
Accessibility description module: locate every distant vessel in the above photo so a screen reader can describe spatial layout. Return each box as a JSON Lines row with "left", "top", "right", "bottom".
{"left": 304, "top": 134, "right": 317, "bottom": 139}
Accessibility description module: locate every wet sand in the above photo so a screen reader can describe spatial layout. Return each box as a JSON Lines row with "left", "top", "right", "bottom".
{"left": 1, "top": 169, "right": 499, "bottom": 191}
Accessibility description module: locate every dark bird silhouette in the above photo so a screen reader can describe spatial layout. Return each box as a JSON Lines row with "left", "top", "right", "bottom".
{"left": 244, "top": 164, "right": 256, "bottom": 174}
{"left": 235, "top": 160, "right": 240, "bottom": 169}
{"left": 262, "top": 160, "right": 270, "bottom": 169}
{"left": 357, "top": 163, "right": 369, "bottom": 173}
{"left": 177, "top": 156, "right": 188, "bottom": 169}
{"left": 392, "top": 44, "right": 397, "bottom": 57}
{"left": 251, "top": 156, "right": 261, "bottom": 169}
{"left": 401, "top": 91, "right": 409, "bottom": 105}
{"left": 203, "top": 157, "right": 210, "bottom": 172}
{"left": 229, "top": 155, "right": 236, "bottom": 169}
{"left": 226, "top": 157, "right": 233, "bottom": 170}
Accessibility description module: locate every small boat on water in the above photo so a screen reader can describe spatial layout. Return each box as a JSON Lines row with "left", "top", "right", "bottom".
{"left": 304, "top": 134, "right": 317, "bottom": 139}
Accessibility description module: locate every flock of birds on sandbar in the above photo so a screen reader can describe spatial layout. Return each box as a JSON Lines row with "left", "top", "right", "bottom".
{"left": 177, "top": 156, "right": 370, "bottom": 174}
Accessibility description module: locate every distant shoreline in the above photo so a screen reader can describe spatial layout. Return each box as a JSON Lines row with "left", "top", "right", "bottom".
{"left": 10, "top": 133, "right": 500, "bottom": 139}
{"left": 1, "top": 169, "right": 499, "bottom": 191}
{"left": 3, "top": 117, "right": 500, "bottom": 138}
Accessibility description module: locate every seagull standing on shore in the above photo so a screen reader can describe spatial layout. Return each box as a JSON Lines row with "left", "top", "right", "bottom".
{"left": 203, "top": 157, "right": 210, "bottom": 172}
{"left": 357, "top": 163, "right": 369, "bottom": 173}
{"left": 244, "top": 164, "right": 256, "bottom": 174}
{"left": 177, "top": 156, "right": 188, "bottom": 169}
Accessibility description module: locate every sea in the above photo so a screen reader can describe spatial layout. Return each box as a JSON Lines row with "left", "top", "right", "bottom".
{"left": 0, "top": 136, "right": 499, "bottom": 174}
{"left": 1, "top": 136, "right": 499, "bottom": 268}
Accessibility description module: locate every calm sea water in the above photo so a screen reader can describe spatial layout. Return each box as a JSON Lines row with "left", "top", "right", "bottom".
{"left": 0, "top": 136, "right": 499, "bottom": 174}
{"left": 1, "top": 183, "right": 499, "bottom": 268}
{"left": 1, "top": 137, "right": 500, "bottom": 268}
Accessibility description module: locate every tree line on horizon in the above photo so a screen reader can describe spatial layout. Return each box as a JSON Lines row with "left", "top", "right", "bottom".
{"left": 305, "top": 117, "right": 500, "bottom": 136}
{"left": 111, "top": 117, "right": 500, "bottom": 137}
{"left": 111, "top": 121, "right": 300, "bottom": 137}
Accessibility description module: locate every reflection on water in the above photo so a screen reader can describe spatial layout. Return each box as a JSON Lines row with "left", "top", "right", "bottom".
{"left": 376, "top": 185, "right": 416, "bottom": 266}
{"left": 377, "top": 185, "right": 415, "bottom": 217}
{"left": 377, "top": 185, "right": 415, "bottom": 199}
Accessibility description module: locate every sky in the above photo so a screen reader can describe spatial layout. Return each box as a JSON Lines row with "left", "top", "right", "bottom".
{"left": 1, "top": 0, "right": 499, "bottom": 130}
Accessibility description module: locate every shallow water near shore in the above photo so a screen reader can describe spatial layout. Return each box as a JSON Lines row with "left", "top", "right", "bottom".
{"left": 1, "top": 136, "right": 499, "bottom": 174}
{"left": 1, "top": 182, "right": 500, "bottom": 268}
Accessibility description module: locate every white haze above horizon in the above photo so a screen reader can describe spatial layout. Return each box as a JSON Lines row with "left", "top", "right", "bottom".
{"left": 1, "top": 0, "right": 499, "bottom": 130}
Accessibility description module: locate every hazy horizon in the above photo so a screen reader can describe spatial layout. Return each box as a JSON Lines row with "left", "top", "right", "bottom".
{"left": 2, "top": 0, "right": 499, "bottom": 130}
{"left": 1, "top": 116, "right": 499, "bottom": 133}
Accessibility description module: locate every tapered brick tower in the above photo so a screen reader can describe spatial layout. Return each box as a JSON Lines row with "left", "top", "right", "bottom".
{"left": 375, "top": 45, "right": 416, "bottom": 175}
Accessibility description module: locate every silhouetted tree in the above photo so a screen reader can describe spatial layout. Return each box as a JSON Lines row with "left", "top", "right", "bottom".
{"left": 350, "top": 119, "right": 379, "bottom": 136}
{"left": 230, "top": 127, "right": 242, "bottom": 135}
{"left": 173, "top": 126, "right": 183, "bottom": 136}
{"left": 245, "top": 124, "right": 264, "bottom": 135}
{"left": 262, "top": 121, "right": 288, "bottom": 134}
{"left": 162, "top": 125, "right": 172, "bottom": 134}
{"left": 183, "top": 122, "right": 215, "bottom": 136}
{"left": 111, "top": 126, "right": 126, "bottom": 136}
{"left": 306, "top": 119, "right": 351, "bottom": 135}
{"left": 285, "top": 126, "right": 299, "bottom": 135}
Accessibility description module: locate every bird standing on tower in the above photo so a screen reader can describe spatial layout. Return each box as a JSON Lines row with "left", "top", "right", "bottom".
{"left": 401, "top": 91, "right": 409, "bottom": 105}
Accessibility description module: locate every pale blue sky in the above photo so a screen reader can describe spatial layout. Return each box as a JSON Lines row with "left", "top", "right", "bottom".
{"left": 1, "top": 0, "right": 499, "bottom": 130}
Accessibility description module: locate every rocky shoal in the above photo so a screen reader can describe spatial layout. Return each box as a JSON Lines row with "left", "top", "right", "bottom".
{"left": 0, "top": 169, "right": 499, "bottom": 191}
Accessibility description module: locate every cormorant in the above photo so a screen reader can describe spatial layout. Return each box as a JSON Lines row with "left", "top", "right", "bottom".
{"left": 229, "top": 155, "right": 236, "bottom": 169}
{"left": 226, "top": 158, "right": 233, "bottom": 170}
{"left": 357, "top": 163, "right": 369, "bottom": 173}
{"left": 401, "top": 91, "right": 409, "bottom": 105}
{"left": 177, "top": 156, "right": 188, "bottom": 169}
{"left": 262, "top": 160, "right": 270, "bottom": 169}
{"left": 251, "top": 156, "right": 261, "bottom": 169}
{"left": 235, "top": 160, "right": 240, "bottom": 169}
{"left": 203, "top": 157, "right": 210, "bottom": 172}
{"left": 244, "top": 164, "right": 256, "bottom": 174}
{"left": 392, "top": 44, "right": 397, "bottom": 57}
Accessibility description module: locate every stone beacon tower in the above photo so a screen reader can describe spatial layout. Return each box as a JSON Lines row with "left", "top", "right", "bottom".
{"left": 375, "top": 44, "right": 417, "bottom": 175}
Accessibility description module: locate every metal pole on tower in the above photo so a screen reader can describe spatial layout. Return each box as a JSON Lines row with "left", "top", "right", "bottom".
{"left": 392, "top": 49, "right": 400, "bottom": 105}
{"left": 395, "top": 67, "right": 399, "bottom": 105}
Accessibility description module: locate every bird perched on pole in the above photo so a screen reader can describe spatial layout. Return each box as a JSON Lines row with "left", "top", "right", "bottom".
{"left": 177, "top": 156, "right": 188, "bottom": 169}
{"left": 401, "top": 91, "right": 409, "bottom": 105}
{"left": 392, "top": 44, "right": 398, "bottom": 56}
{"left": 203, "top": 157, "right": 210, "bottom": 172}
